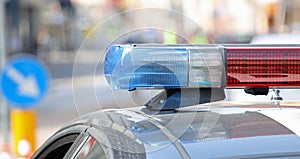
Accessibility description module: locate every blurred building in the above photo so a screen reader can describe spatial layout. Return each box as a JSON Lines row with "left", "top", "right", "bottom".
{"left": 4, "top": 0, "right": 76, "bottom": 56}
{"left": 69, "top": 0, "right": 282, "bottom": 44}
{"left": 4, "top": 0, "right": 300, "bottom": 57}
{"left": 5, "top": 0, "right": 40, "bottom": 55}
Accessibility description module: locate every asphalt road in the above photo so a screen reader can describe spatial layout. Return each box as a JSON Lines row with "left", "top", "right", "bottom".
{"left": 35, "top": 51, "right": 160, "bottom": 146}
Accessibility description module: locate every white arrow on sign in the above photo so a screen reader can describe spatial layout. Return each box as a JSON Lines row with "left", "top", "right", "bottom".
{"left": 7, "top": 67, "right": 40, "bottom": 98}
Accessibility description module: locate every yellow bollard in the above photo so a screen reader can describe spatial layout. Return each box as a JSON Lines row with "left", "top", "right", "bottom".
{"left": 10, "top": 109, "right": 36, "bottom": 158}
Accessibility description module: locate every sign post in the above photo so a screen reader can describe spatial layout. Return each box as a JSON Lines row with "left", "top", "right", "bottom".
{"left": 1, "top": 56, "right": 49, "bottom": 157}
{"left": 0, "top": 0, "right": 9, "bottom": 155}
{"left": 10, "top": 109, "right": 35, "bottom": 158}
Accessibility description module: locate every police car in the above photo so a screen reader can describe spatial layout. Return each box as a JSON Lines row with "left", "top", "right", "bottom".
{"left": 32, "top": 44, "right": 300, "bottom": 159}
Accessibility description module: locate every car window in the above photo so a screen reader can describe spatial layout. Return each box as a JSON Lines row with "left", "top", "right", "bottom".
{"left": 34, "top": 133, "right": 80, "bottom": 159}
{"left": 73, "top": 136, "right": 106, "bottom": 159}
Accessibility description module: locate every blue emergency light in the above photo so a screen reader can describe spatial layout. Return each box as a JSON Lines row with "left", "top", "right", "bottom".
{"left": 104, "top": 44, "right": 226, "bottom": 90}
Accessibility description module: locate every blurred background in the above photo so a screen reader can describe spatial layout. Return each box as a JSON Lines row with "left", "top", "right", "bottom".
{"left": 5, "top": 0, "right": 300, "bottom": 57}
{"left": 1, "top": 0, "right": 300, "bottom": 157}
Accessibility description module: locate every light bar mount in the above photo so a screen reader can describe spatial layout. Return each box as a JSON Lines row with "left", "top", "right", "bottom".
{"left": 144, "top": 88, "right": 226, "bottom": 111}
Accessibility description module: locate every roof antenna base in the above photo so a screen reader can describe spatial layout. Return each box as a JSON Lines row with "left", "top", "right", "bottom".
{"left": 271, "top": 89, "right": 283, "bottom": 101}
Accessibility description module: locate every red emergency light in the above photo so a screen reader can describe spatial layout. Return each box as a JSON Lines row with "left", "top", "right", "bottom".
{"left": 226, "top": 45, "right": 300, "bottom": 88}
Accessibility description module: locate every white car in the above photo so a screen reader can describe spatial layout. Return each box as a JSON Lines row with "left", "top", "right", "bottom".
{"left": 33, "top": 44, "right": 300, "bottom": 159}
{"left": 251, "top": 34, "right": 300, "bottom": 44}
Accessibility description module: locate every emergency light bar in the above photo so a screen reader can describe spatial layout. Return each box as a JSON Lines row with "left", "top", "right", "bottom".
{"left": 104, "top": 44, "right": 300, "bottom": 90}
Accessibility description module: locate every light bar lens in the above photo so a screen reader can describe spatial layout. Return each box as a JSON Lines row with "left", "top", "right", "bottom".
{"left": 227, "top": 47, "right": 300, "bottom": 87}
{"left": 105, "top": 45, "right": 225, "bottom": 90}
{"left": 189, "top": 48, "right": 224, "bottom": 87}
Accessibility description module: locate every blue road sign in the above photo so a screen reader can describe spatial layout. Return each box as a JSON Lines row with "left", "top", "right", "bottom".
{"left": 0, "top": 56, "right": 49, "bottom": 109}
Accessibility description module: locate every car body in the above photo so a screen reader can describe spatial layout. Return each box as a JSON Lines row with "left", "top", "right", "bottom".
{"left": 32, "top": 101, "right": 300, "bottom": 159}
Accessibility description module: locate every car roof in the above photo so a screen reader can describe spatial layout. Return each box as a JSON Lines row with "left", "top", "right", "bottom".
{"left": 35, "top": 101, "right": 300, "bottom": 158}
{"left": 58, "top": 101, "right": 300, "bottom": 158}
